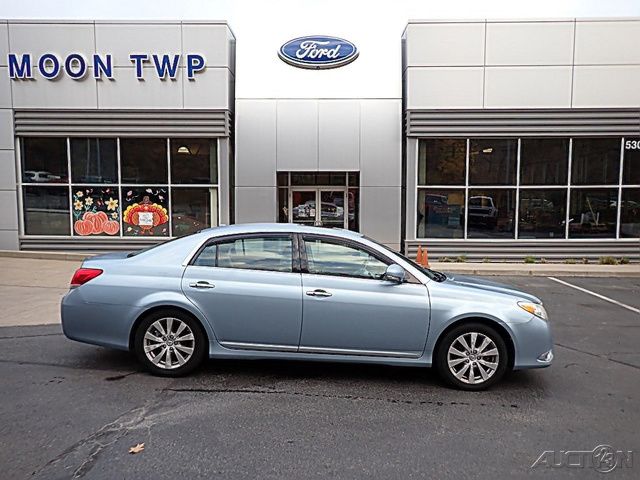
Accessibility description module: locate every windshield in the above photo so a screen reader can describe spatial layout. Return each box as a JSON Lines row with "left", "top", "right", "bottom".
{"left": 364, "top": 236, "right": 446, "bottom": 282}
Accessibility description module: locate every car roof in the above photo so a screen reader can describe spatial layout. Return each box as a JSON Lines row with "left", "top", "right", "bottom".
{"left": 196, "top": 223, "right": 364, "bottom": 241}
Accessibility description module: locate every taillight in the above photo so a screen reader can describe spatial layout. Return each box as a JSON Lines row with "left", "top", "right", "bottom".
{"left": 70, "top": 268, "right": 103, "bottom": 287}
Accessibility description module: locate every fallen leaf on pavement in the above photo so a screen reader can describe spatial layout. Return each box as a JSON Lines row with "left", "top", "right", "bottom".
{"left": 129, "top": 443, "right": 145, "bottom": 454}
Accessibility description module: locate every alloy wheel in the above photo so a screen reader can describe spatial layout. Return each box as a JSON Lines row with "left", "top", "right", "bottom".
{"left": 143, "top": 317, "right": 195, "bottom": 370}
{"left": 446, "top": 332, "right": 499, "bottom": 385}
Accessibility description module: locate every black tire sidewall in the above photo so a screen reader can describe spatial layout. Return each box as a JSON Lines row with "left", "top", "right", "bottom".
{"left": 134, "top": 309, "right": 207, "bottom": 377}
{"left": 436, "top": 322, "right": 509, "bottom": 391}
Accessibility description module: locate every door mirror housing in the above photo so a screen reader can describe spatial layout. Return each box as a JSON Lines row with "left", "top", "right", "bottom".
{"left": 383, "top": 264, "right": 405, "bottom": 283}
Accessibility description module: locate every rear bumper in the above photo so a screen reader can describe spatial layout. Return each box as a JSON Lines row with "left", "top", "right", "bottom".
{"left": 61, "top": 288, "right": 142, "bottom": 351}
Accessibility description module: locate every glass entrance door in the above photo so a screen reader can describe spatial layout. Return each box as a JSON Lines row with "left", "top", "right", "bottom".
{"left": 290, "top": 189, "right": 347, "bottom": 228}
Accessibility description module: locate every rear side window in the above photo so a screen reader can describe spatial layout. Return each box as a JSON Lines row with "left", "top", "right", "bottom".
{"left": 193, "top": 236, "right": 293, "bottom": 273}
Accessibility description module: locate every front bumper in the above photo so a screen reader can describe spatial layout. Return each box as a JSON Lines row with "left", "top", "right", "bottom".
{"left": 510, "top": 315, "right": 554, "bottom": 370}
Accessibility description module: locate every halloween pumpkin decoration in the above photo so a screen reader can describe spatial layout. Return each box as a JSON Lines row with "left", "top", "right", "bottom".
{"left": 123, "top": 196, "right": 169, "bottom": 235}
{"left": 74, "top": 219, "right": 94, "bottom": 236}
{"left": 74, "top": 211, "right": 120, "bottom": 236}
{"left": 102, "top": 220, "right": 120, "bottom": 236}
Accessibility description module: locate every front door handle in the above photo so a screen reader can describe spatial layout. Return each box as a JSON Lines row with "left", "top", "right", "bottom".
{"left": 306, "top": 289, "right": 332, "bottom": 298}
{"left": 189, "top": 281, "right": 215, "bottom": 289}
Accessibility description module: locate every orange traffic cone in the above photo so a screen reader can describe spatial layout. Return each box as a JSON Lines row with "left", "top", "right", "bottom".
{"left": 416, "top": 246, "right": 424, "bottom": 265}
{"left": 422, "top": 245, "right": 430, "bottom": 267}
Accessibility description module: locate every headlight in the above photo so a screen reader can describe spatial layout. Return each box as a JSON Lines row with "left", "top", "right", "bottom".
{"left": 517, "top": 301, "right": 548, "bottom": 320}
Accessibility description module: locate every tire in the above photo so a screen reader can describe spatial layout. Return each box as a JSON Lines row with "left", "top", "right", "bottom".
{"left": 134, "top": 309, "right": 207, "bottom": 377}
{"left": 435, "top": 322, "right": 509, "bottom": 391}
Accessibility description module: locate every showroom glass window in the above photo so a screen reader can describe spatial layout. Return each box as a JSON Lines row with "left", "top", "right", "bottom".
{"left": 416, "top": 136, "right": 639, "bottom": 240}
{"left": 416, "top": 139, "right": 466, "bottom": 238}
{"left": 20, "top": 137, "right": 219, "bottom": 238}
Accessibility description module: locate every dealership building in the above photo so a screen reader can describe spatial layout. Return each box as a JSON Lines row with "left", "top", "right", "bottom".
{"left": 0, "top": 18, "right": 638, "bottom": 260}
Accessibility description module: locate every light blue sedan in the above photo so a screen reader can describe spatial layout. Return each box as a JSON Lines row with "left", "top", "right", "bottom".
{"left": 61, "top": 223, "right": 553, "bottom": 390}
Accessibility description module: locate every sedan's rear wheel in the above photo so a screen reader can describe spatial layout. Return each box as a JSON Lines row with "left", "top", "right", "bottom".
{"left": 134, "top": 309, "right": 206, "bottom": 376}
{"left": 436, "top": 323, "right": 508, "bottom": 391}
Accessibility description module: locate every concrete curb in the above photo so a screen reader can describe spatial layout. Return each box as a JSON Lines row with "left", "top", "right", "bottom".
{"left": 429, "top": 262, "right": 640, "bottom": 277}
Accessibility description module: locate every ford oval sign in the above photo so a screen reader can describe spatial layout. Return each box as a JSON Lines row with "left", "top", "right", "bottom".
{"left": 278, "top": 36, "right": 359, "bottom": 69}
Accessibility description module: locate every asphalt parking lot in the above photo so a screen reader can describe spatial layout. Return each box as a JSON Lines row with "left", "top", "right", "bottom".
{"left": 1, "top": 274, "right": 639, "bottom": 479}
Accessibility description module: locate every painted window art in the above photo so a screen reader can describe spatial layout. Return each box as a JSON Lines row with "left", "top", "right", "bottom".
{"left": 72, "top": 187, "right": 121, "bottom": 236}
{"left": 123, "top": 188, "right": 169, "bottom": 236}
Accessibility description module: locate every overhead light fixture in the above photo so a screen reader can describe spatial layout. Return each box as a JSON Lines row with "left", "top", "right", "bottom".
{"left": 177, "top": 145, "right": 192, "bottom": 154}
{"left": 482, "top": 148, "right": 493, "bottom": 154}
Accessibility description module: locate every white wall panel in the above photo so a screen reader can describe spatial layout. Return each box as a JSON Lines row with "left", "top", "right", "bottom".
{"left": 276, "top": 100, "right": 318, "bottom": 170}
{"left": 0, "top": 68, "right": 11, "bottom": 108}
{"left": 0, "top": 150, "right": 17, "bottom": 190}
{"left": 360, "top": 186, "right": 401, "bottom": 245}
{"left": 0, "top": 191, "right": 18, "bottom": 230}
{"left": 95, "top": 23, "right": 182, "bottom": 66}
{"left": 0, "top": 230, "right": 19, "bottom": 250}
{"left": 486, "top": 22, "right": 574, "bottom": 66}
{"left": 405, "top": 22, "right": 485, "bottom": 67}
{"left": 12, "top": 72, "right": 98, "bottom": 109}
{"left": 360, "top": 100, "right": 401, "bottom": 187}
{"left": 485, "top": 66, "right": 572, "bottom": 108}
{"left": 318, "top": 100, "right": 359, "bottom": 171}
{"left": 406, "top": 67, "right": 484, "bottom": 109}
{"left": 575, "top": 21, "right": 640, "bottom": 65}
{"left": 235, "top": 186, "right": 276, "bottom": 223}
{"left": 0, "top": 23, "right": 8, "bottom": 67}
{"left": 183, "top": 67, "right": 230, "bottom": 109}
{"left": 573, "top": 65, "right": 640, "bottom": 107}
{"left": 0, "top": 109, "right": 14, "bottom": 149}
{"left": 8, "top": 23, "right": 95, "bottom": 64}
{"left": 235, "top": 100, "right": 277, "bottom": 187}
{"left": 97, "top": 67, "right": 182, "bottom": 109}
{"left": 182, "top": 24, "right": 233, "bottom": 69}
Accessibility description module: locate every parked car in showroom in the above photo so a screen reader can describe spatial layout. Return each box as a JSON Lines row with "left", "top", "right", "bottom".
{"left": 61, "top": 223, "right": 553, "bottom": 390}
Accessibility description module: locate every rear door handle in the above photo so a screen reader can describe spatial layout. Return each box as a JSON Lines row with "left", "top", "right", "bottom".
{"left": 306, "top": 289, "right": 332, "bottom": 298}
{"left": 189, "top": 281, "right": 215, "bottom": 289}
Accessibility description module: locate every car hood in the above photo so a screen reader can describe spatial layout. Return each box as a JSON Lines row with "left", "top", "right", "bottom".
{"left": 441, "top": 273, "right": 542, "bottom": 304}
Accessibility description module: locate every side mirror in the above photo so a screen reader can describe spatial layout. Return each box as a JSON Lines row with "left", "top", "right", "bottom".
{"left": 383, "top": 264, "right": 405, "bottom": 283}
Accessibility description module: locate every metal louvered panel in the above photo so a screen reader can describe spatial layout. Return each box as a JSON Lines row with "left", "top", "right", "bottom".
{"left": 406, "top": 109, "right": 640, "bottom": 137}
{"left": 404, "top": 240, "right": 640, "bottom": 262}
{"left": 14, "top": 110, "right": 231, "bottom": 137}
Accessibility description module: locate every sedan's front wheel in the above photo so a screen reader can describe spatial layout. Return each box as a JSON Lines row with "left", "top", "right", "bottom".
{"left": 436, "top": 322, "right": 509, "bottom": 391}
{"left": 134, "top": 309, "right": 207, "bottom": 377}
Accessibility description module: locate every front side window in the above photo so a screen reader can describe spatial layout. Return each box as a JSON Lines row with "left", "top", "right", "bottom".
{"left": 304, "top": 238, "right": 388, "bottom": 279}
{"left": 214, "top": 236, "right": 293, "bottom": 273}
